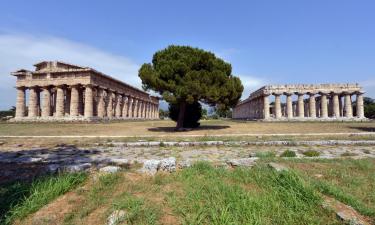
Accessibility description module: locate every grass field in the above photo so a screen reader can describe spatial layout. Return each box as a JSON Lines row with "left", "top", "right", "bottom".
{"left": 1, "top": 120, "right": 375, "bottom": 137}
{"left": 3, "top": 159, "right": 373, "bottom": 225}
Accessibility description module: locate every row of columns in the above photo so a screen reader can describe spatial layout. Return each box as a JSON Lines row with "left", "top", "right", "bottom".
{"left": 15, "top": 85, "right": 159, "bottom": 119}
{"left": 263, "top": 92, "right": 364, "bottom": 119}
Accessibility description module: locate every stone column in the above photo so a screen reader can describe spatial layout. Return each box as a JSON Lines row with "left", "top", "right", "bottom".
{"left": 122, "top": 96, "right": 128, "bottom": 118}
{"left": 339, "top": 95, "right": 343, "bottom": 117}
{"left": 297, "top": 93, "right": 304, "bottom": 118}
{"left": 132, "top": 98, "right": 138, "bottom": 118}
{"left": 65, "top": 89, "right": 71, "bottom": 115}
{"left": 97, "top": 88, "right": 106, "bottom": 118}
{"left": 286, "top": 93, "right": 293, "bottom": 119}
{"left": 344, "top": 92, "right": 353, "bottom": 118}
{"left": 332, "top": 93, "right": 340, "bottom": 118}
{"left": 320, "top": 94, "right": 328, "bottom": 118}
{"left": 308, "top": 93, "right": 316, "bottom": 118}
{"left": 274, "top": 94, "right": 282, "bottom": 119}
{"left": 127, "top": 96, "right": 133, "bottom": 118}
{"left": 28, "top": 86, "right": 39, "bottom": 117}
{"left": 356, "top": 92, "right": 365, "bottom": 118}
{"left": 78, "top": 87, "right": 84, "bottom": 116}
{"left": 84, "top": 85, "right": 94, "bottom": 118}
{"left": 137, "top": 100, "right": 143, "bottom": 118}
{"left": 115, "top": 94, "right": 122, "bottom": 118}
{"left": 142, "top": 101, "right": 147, "bottom": 118}
{"left": 41, "top": 86, "right": 51, "bottom": 117}
{"left": 55, "top": 86, "right": 65, "bottom": 117}
{"left": 263, "top": 95, "right": 270, "bottom": 119}
{"left": 107, "top": 91, "right": 114, "bottom": 118}
{"left": 15, "top": 87, "right": 26, "bottom": 118}
{"left": 70, "top": 85, "right": 79, "bottom": 117}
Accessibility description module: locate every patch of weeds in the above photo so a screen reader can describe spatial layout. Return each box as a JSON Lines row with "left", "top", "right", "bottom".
{"left": 2, "top": 172, "right": 87, "bottom": 224}
{"left": 255, "top": 151, "right": 276, "bottom": 158}
{"left": 341, "top": 152, "right": 358, "bottom": 157}
{"left": 159, "top": 141, "right": 165, "bottom": 147}
{"left": 112, "top": 193, "right": 161, "bottom": 225}
{"left": 303, "top": 150, "right": 320, "bottom": 157}
{"left": 313, "top": 180, "right": 375, "bottom": 219}
{"left": 280, "top": 150, "right": 296, "bottom": 157}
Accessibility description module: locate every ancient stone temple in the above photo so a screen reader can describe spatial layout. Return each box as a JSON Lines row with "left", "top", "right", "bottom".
{"left": 233, "top": 84, "right": 366, "bottom": 121}
{"left": 12, "top": 61, "right": 160, "bottom": 121}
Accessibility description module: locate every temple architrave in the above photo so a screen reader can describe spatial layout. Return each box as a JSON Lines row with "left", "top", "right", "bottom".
{"left": 11, "top": 61, "right": 160, "bottom": 121}
{"left": 233, "top": 84, "right": 367, "bottom": 121}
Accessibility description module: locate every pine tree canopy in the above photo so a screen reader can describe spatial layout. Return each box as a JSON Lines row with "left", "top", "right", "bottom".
{"left": 138, "top": 45, "right": 244, "bottom": 108}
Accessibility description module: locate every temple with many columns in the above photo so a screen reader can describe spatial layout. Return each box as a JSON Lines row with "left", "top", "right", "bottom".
{"left": 233, "top": 84, "right": 366, "bottom": 121}
{"left": 11, "top": 61, "right": 159, "bottom": 121}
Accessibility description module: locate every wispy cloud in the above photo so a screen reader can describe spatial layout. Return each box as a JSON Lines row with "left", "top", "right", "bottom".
{"left": 0, "top": 33, "right": 141, "bottom": 109}
{"left": 238, "top": 75, "right": 267, "bottom": 99}
{"left": 360, "top": 79, "right": 375, "bottom": 98}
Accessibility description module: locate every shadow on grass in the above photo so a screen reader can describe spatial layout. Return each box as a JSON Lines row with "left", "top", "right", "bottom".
{"left": 349, "top": 127, "right": 375, "bottom": 132}
{"left": 148, "top": 125, "right": 230, "bottom": 132}
{"left": 0, "top": 146, "right": 97, "bottom": 223}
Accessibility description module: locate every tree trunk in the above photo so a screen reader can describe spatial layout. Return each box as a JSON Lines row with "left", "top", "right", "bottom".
{"left": 176, "top": 101, "right": 186, "bottom": 130}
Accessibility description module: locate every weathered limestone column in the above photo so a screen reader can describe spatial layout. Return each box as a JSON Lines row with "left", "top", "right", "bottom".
{"left": 286, "top": 93, "right": 293, "bottom": 119}
{"left": 297, "top": 93, "right": 305, "bottom": 118}
{"left": 78, "top": 88, "right": 84, "bottom": 116}
{"left": 115, "top": 94, "right": 122, "bottom": 118}
{"left": 70, "top": 85, "right": 79, "bottom": 117}
{"left": 132, "top": 98, "right": 138, "bottom": 118}
{"left": 28, "top": 86, "right": 39, "bottom": 117}
{"left": 320, "top": 93, "right": 328, "bottom": 118}
{"left": 332, "top": 93, "right": 340, "bottom": 118}
{"left": 137, "top": 100, "right": 143, "bottom": 118}
{"left": 122, "top": 96, "right": 128, "bottom": 118}
{"left": 127, "top": 96, "right": 133, "bottom": 118}
{"left": 107, "top": 91, "right": 114, "bottom": 118}
{"left": 65, "top": 89, "right": 71, "bottom": 115}
{"left": 344, "top": 92, "right": 353, "bottom": 118}
{"left": 41, "top": 86, "right": 51, "bottom": 117}
{"left": 339, "top": 95, "right": 343, "bottom": 117}
{"left": 55, "top": 86, "right": 65, "bottom": 117}
{"left": 274, "top": 94, "right": 282, "bottom": 119}
{"left": 15, "top": 87, "right": 26, "bottom": 118}
{"left": 263, "top": 95, "right": 270, "bottom": 119}
{"left": 308, "top": 93, "right": 316, "bottom": 118}
{"left": 356, "top": 92, "right": 364, "bottom": 118}
{"left": 84, "top": 85, "right": 94, "bottom": 118}
{"left": 97, "top": 89, "right": 106, "bottom": 118}
{"left": 142, "top": 101, "right": 147, "bottom": 118}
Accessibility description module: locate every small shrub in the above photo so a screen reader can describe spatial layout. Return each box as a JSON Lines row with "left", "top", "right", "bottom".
{"left": 280, "top": 150, "right": 296, "bottom": 157}
{"left": 363, "top": 149, "right": 371, "bottom": 154}
{"left": 159, "top": 142, "right": 165, "bottom": 147}
{"left": 303, "top": 150, "right": 320, "bottom": 157}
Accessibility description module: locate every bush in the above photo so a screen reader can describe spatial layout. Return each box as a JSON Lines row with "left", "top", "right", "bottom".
{"left": 280, "top": 150, "right": 296, "bottom": 157}
{"left": 169, "top": 102, "right": 202, "bottom": 128}
{"left": 302, "top": 150, "right": 320, "bottom": 157}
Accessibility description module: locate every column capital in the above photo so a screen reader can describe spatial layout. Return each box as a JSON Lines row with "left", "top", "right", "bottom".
{"left": 16, "top": 86, "right": 26, "bottom": 90}
{"left": 284, "top": 92, "right": 293, "bottom": 96}
{"left": 307, "top": 92, "right": 317, "bottom": 96}
{"left": 295, "top": 92, "right": 305, "bottom": 96}
{"left": 356, "top": 91, "right": 365, "bottom": 95}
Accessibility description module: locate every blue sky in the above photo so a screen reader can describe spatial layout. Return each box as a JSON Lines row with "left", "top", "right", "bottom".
{"left": 1, "top": 0, "right": 375, "bottom": 109}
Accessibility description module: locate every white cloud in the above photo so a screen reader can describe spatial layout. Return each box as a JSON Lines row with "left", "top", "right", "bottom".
{"left": 0, "top": 33, "right": 141, "bottom": 110}
{"left": 238, "top": 75, "right": 267, "bottom": 99}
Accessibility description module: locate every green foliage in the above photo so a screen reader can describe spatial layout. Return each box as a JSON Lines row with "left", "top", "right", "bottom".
{"left": 280, "top": 150, "right": 297, "bottom": 157}
{"left": 158, "top": 109, "right": 169, "bottom": 119}
{"left": 169, "top": 101, "right": 202, "bottom": 128}
{"left": 303, "top": 150, "right": 321, "bottom": 157}
{"left": 364, "top": 103, "right": 375, "bottom": 119}
{"left": 0, "top": 107, "right": 15, "bottom": 119}
{"left": 139, "top": 45, "right": 243, "bottom": 128}
{"left": 1, "top": 172, "right": 87, "bottom": 224}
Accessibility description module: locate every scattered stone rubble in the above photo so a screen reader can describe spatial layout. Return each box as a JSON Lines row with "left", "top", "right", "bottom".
{"left": 107, "top": 210, "right": 126, "bottom": 225}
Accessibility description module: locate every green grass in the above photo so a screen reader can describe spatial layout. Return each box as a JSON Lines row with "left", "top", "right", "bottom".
{"left": 255, "top": 151, "right": 276, "bottom": 158}
{"left": 303, "top": 150, "right": 321, "bottom": 157}
{"left": 166, "top": 162, "right": 336, "bottom": 224}
{"left": 280, "top": 158, "right": 375, "bottom": 221}
{"left": 63, "top": 173, "right": 122, "bottom": 224}
{"left": 280, "top": 150, "right": 297, "bottom": 157}
{"left": 0, "top": 172, "right": 87, "bottom": 224}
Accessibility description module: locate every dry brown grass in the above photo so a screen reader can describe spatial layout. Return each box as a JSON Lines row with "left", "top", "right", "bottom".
{"left": 1, "top": 120, "right": 374, "bottom": 137}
